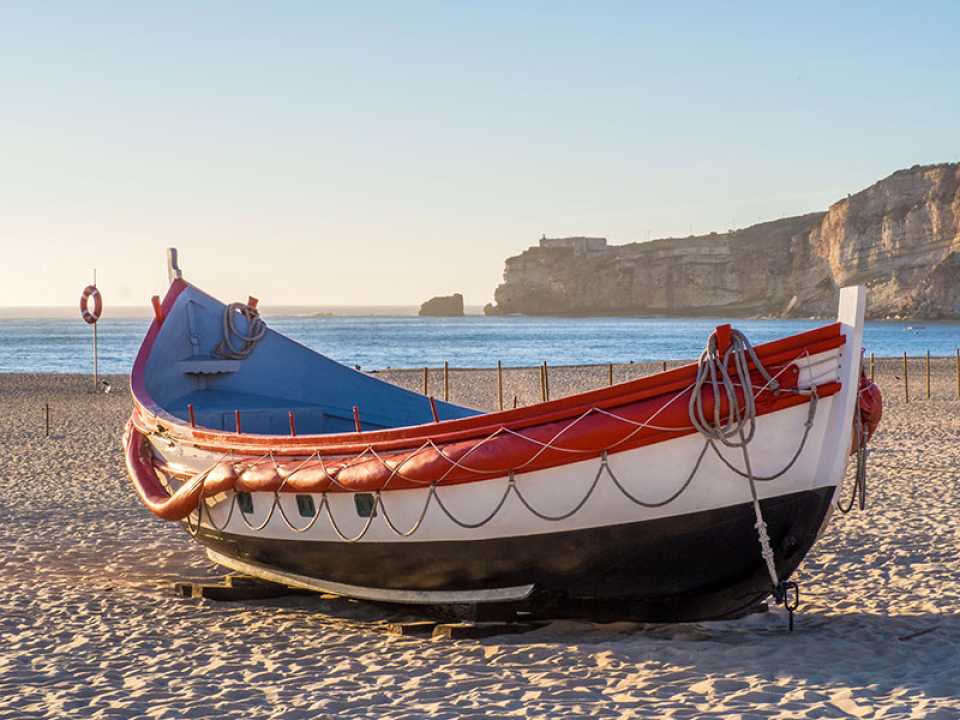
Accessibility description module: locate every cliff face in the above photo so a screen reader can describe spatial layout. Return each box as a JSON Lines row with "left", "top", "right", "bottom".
{"left": 487, "top": 163, "right": 960, "bottom": 319}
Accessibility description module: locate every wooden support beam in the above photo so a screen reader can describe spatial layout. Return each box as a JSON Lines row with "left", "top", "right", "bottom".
{"left": 386, "top": 621, "right": 439, "bottom": 637}
{"left": 431, "top": 621, "right": 548, "bottom": 640}
{"left": 173, "top": 574, "right": 302, "bottom": 601}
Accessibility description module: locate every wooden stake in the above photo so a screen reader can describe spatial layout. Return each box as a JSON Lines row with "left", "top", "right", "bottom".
{"left": 234, "top": 409, "right": 242, "bottom": 433}
{"left": 956, "top": 348, "right": 959, "bottom": 400}
{"left": 44, "top": 403, "right": 50, "bottom": 437}
{"left": 513, "top": 394, "right": 518, "bottom": 408}
{"left": 497, "top": 361, "right": 503, "bottom": 411}
{"left": 288, "top": 410, "right": 297, "bottom": 436}
{"left": 662, "top": 360, "right": 667, "bottom": 373}
{"left": 870, "top": 352, "right": 875, "bottom": 382}
{"left": 925, "top": 350, "right": 931, "bottom": 400}
{"left": 429, "top": 396, "right": 439, "bottom": 423}
{"left": 608, "top": 362, "right": 614, "bottom": 386}
{"left": 423, "top": 367, "right": 428, "bottom": 396}
{"left": 443, "top": 361, "right": 449, "bottom": 402}
{"left": 903, "top": 352, "right": 909, "bottom": 403}
{"left": 187, "top": 403, "right": 196, "bottom": 428}
{"left": 543, "top": 361, "right": 550, "bottom": 401}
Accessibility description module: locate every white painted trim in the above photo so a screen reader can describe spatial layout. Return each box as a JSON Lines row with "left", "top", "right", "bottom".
{"left": 817, "top": 286, "right": 865, "bottom": 496}
{"left": 205, "top": 548, "right": 535, "bottom": 604}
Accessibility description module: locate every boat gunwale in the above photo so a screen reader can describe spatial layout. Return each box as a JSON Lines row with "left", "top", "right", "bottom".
{"left": 131, "top": 279, "right": 845, "bottom": 456}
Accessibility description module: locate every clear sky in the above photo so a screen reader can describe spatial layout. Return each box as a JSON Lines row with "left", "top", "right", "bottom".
{"left": 2, "top": 2, "right": 958, "bottom": 308}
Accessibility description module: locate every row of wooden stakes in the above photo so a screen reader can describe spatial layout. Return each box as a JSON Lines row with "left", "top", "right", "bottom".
{"left": 421, "top": 351, "right": 960, "bottom": 408}
{"left": 867, "top": 350, "right": 960, "bottom": 403}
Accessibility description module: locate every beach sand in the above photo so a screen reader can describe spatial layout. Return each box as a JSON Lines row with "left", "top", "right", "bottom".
{"left": 1, "top": 361, "right": 958, "bottom": 718}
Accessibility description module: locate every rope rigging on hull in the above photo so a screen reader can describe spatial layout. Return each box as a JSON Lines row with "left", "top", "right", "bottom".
{"left": 687, "top": 325, "right": 812, "bottom": 630}
{"left": 133, "top": 321, "right": 878, "bottom": 629}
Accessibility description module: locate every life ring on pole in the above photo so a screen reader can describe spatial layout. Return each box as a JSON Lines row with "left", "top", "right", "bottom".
{"left": 80, "top": 285, "right": 103, "bottom": 324}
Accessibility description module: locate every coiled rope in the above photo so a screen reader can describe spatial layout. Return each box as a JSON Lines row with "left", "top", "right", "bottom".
{"left": 688, "top": 327, "right": 792, "bottom": 592}
{"left": 215, "top": 302, "right": 266, "bottom": 359}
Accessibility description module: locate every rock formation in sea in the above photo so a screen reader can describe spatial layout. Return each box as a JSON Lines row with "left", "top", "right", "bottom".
{"left": 485, "top": 163, "right": 960, "bottom": 319}
{"left": 419, "top": 293, "right": 465, "bottom": 317}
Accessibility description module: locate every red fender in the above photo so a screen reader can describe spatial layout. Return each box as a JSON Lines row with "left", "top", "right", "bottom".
{"left": 851, "top": 372, "right": 883, "bottom": 454}
{"left": 124, "top": 423, "right": 237, "bottom": 520}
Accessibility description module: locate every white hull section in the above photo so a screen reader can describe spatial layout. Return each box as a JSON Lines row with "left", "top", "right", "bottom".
{"left": 150, "top": 344, "right": 856, "bottom": 546}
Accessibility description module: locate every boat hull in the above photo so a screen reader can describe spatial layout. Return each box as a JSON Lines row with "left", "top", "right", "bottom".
{"left": 191, "top": 486, "right": 833, "bottom": 621}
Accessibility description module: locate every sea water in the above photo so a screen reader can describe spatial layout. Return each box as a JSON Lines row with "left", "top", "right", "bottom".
{"left": 0, "top": 314, "right": 958, "bottom": 374}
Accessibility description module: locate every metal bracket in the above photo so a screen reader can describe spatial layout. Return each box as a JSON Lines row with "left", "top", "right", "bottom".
{"left": 167, "top": 247, "right": 183, "bottom": 284}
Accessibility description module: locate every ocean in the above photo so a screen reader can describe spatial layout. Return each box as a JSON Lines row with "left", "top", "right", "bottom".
{"left": 1, "top": 313, "right": 958, "bottom": 374}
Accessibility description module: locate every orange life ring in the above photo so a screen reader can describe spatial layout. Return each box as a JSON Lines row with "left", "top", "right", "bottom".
{"left": 80, "top": 285, "right": 102, "bottom": 324}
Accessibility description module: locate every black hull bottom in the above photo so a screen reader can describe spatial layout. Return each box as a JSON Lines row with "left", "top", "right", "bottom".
{"left": 193, "top": 487, "right": 834, "bottom": 622}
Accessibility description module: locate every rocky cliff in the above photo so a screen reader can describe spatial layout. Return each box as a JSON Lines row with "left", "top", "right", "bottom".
{"left": 419, "top": 293, "right": 464, "bottom": 317}
{"left": 486, "top": 163, "right": 960, "bottom": 319}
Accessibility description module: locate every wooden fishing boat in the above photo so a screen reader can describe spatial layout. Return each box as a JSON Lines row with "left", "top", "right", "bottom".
{"left": 124, "top": 249, "right": 881, "bottom": 621}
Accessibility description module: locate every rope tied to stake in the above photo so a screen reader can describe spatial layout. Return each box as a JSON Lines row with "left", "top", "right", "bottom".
{"left": 216, "top": 300, "right": 266, "bottom": 360}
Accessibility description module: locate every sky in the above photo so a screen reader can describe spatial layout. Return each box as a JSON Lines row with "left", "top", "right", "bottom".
{"left": 2, "top": 2, "right": 958, "bottom": 308}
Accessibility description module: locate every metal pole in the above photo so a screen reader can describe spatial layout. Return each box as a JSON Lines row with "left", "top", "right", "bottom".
{"left": 91, "top": 269, "right": 99, "bottom": 389}
{"left": 925, "top": 350, "right": 931, "bottom": 400}
{"left": 93, "top": 321, "right": 99, "bottom": 389}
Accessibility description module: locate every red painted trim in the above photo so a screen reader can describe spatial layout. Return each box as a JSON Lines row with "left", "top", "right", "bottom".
{"left": 132, "top": 326, "right": 844, "bottom": 457}
{"left": 130, "top": 278, "right": 189, "bottom": 421}
{"left": 125, "top": 286, "right": 849, "bottom": 522}
{"left": 138, "top": 378, "right": 841, "bottom": 520}
{"left": 151, "top": 295, "right": 164, "bottom": 325}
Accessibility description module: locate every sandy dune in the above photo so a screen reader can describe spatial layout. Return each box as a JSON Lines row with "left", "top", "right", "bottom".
{"left": 1, "top": 361, "right": 958, "bottom": 718}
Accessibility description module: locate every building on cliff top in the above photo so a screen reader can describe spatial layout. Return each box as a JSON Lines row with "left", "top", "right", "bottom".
{"left": 539, "top": 236, "right": 607, "bottom": 254}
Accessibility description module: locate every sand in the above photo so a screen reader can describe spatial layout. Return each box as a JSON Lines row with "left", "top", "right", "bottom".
{"left": 1, "top": 360, "right": 958, "bottom": 719}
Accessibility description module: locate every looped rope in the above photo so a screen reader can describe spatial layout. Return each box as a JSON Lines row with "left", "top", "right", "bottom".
{"left": 688, "top": 326, "right": 787, "bottom": 590}
{"left": 837, "top": 387, "right": 868, "bottom": 513}
{"left": 215, "top": 302, "right": 266, "bottom": 359}
{"left": 689, "top": 327, "right": 778, "bottom": 447}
